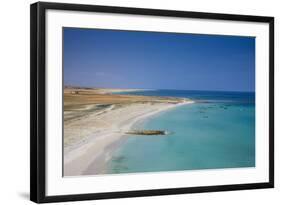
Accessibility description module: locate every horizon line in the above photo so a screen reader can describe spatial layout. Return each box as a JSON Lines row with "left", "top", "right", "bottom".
{"left": 64, "top": 85, "right": 255, "bottom": 93}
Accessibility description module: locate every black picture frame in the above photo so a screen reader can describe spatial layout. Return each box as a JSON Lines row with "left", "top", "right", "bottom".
{"left": 30, "top": 1, "right": 274, "bottom": 203}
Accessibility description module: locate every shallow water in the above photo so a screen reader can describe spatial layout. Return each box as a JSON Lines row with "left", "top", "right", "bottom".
{"left": 107, "top": 90, "right": 255, "bottom": 174}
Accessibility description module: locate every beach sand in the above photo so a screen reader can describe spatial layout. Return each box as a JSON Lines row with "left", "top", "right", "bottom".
{"left": 63, "top": 88, "right": 194, "bottom": 176}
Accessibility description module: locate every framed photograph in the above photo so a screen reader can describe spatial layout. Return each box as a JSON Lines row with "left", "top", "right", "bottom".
{"left": 30, "top": 2, "right": 274, "bottom": 203}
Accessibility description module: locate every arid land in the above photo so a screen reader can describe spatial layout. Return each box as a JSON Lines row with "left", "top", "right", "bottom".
{"left": 64, "top": 87, "right": 194, "bottom": 176}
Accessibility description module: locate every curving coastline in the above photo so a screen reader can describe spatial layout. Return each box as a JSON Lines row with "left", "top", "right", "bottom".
{"left": 63, "top": 87, "right": 194, "bottom": 176}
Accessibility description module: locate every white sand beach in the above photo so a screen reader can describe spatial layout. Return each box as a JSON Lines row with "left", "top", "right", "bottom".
{"left": 63, "top": 88, "right": 194, "bottom": 176}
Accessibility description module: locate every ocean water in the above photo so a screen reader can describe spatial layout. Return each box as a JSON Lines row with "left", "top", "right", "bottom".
{"left": 107, "top": 90, "right": 255, "bottom": 174}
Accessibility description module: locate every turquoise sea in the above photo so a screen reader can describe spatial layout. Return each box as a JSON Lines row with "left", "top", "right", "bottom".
{"left": 106, "top": 90, "right": 255, "bottom": 174}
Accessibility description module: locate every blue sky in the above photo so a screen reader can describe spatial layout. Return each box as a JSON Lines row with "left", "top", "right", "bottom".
{"left": 63, "top": 27, "right": 255, "bottom": 92}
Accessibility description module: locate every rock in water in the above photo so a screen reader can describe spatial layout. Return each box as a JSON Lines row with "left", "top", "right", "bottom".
{"left": 125, "top": 130, "right": 167, "bottom": 135}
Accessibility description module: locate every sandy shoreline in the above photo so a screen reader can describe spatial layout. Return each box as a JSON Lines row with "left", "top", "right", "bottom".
{"left": 63, "top": 88, "right": 194, "bottom": 176}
